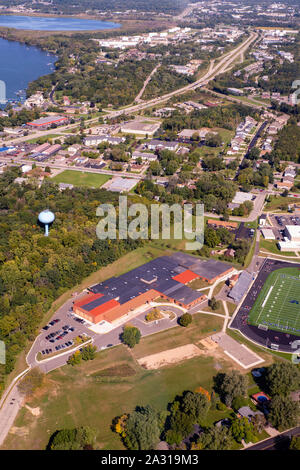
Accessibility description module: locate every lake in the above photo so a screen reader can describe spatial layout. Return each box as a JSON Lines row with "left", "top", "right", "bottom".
{"left": 0, "top": 38, "right": 56, "bottom": 104}
{"left": 0, "top": 15, "right": 121, "bottom": 31}
{"left": 0, "top": 15, "right": 120, "bottom": 105}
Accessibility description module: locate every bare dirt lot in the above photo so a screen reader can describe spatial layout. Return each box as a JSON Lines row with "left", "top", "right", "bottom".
{"left": 137, "top": 344, "right": 202, "bottom": 369}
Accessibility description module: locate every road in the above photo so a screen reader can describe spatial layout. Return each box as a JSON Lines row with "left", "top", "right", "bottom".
{"left": 0, "top": 155, "right": 144, "bottom": 180}
{"left": 134, "top": 63, "right": 161, "bottom": 102}
{"left": 0, "top": 31, "right": 259, "bottom": 447}
{"left": 0, "top": 298, "right": 207, "bottom": 446}
{"left": 246, "top": 426, "right": 300, "bottom": 450}
{"left": 6, "top": 32, "right": 258, "bottom": 148}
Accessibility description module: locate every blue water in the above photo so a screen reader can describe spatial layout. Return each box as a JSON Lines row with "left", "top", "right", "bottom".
{"left": 0, "top": 147, "right": 15, "bottom": 151}
{"left": 0, "top": 38, "right": 57, "bottom": 104}
{"left": 0, "top": 15, "right": 120, "bottom": 31}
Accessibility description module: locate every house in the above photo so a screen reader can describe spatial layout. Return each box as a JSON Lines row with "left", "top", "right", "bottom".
{"left": 224, "top": 248, "right": 235, "bottom": 258}
{"left": 84, "top": 135, "right": 125, "bottom": 147}
{"left": 238, "top": 406, "right": 264, "bottom": 421}
{"left": 276, "top": 181, "right": 294, "bottom": 190}
{"left": 147, "top": 140, "right": 179, "bottom": 152}
{"left": 259, "top": 214, "right": 267, "bottom": 226}
{"left": 132, "top": 151, "right": 157, "bottom": 162}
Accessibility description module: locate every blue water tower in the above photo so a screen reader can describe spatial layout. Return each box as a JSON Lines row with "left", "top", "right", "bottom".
{"left": 38, "top": 209, "right": 55, "bottom": 236}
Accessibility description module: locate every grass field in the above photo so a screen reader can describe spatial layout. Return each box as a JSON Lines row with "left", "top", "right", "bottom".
{"left": 2, "top": 314, "right": 228, "bottom": 451}
{"left": 52, "top": 170, "right": 111, "bottom": 188}
{"left": 248, "top": 267, "right": 300, "bottom": 335}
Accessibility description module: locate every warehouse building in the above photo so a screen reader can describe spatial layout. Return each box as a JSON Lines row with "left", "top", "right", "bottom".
{"left": 120, "top": 120, "right": 161, "bottom": 136}
{"left": 73, "top": 254, "right": 234, "bottom": 324}
{"left": 27, "top": 115, "right": 68, "bottom": 128}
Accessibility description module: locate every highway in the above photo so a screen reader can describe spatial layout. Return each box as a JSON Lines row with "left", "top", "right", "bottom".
{"left": 0, "top": 30, "right": 260, "bottom": 448}
{"left": 6, "top": 32, "right": 258, "bottom": 148}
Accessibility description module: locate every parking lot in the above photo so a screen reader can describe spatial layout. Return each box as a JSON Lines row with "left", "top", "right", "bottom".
{"left": 33, "top": 299, "right": 98, "bottom": 359}
{"left": 269, "top": 214, "right": 300, "bottom": 241}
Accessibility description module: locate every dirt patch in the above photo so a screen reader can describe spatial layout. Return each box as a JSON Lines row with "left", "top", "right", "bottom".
{"left": 25, "top": 405, "right": 41, "bottom": 417}
{"left": 138, "top": 344, "right": 202, "bottom": 369}
{"left": 199, "top": 337, "right": 218, "bottom": 350}
{"left": 10, "top": 426, "right": 29, "bottom": 437}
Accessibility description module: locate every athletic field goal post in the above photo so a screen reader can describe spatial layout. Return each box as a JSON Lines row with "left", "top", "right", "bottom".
{"left": 258, "top": 324, "right": 268, "bottom": 331}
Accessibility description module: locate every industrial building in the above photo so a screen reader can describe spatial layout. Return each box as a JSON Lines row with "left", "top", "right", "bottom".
{"left": 261, "top": 228, "right": 275, "bottom": 240}
{"left": 104, "top": 176, "right": 139, "bottom": 193}
{"left": 278, "top": 225, "right": 300, "bottom": 251}
{"left": 73, "top": 254, "right": 234, "bottom": 324}
{"left": 27, "top": 115, "right": 68, "bottom": 128}
{"left": 120, "top": 120, "right": 161, "bottom": 136}
{"left": 228, "top": 271, "right": 253, "bottom": 303}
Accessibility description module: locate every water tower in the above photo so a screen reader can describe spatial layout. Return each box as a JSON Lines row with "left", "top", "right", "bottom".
{"left": 38, "top": 209, "right": 55, "bottom": 236}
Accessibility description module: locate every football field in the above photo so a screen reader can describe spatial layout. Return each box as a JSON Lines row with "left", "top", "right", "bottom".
{"left": 248, "top": 267, "right": 300, "bottom": 335}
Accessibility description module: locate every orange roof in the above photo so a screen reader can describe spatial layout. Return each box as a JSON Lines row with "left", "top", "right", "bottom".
{"left": 87, "top": 299, "right": 120, "bottom": 320}
{"left": 74, "top": 292, "right": 104, "bottom": 309}
{"left": 172, "top": 270, "right": 199, "bottom": 284}
{"left": 75, "top": 295, "right": 120, "bottom": 321}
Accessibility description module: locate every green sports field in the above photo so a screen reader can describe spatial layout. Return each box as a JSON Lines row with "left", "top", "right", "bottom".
{"left": 248, "top": 267, "right": 300, "bottom": 336}
{"left": 52, "top": 170, "right": 111, "bottom": 188}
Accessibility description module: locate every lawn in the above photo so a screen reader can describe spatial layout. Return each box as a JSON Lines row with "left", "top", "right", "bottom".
{"left": 259, "top": 239, "right": 295, "bottom": 257}
{"left": 2, "top": 314, "right": 229, "bottom": 451}
{"left": 27, "top": 134, "right": 63, "bottom": 144}
{"left": 248, "top": 267, "right": 300, "bottom": 336}
{"left": 52, "top": 170, "right": 111, "bottom": 188}
{"left": 227, "top": 302, "right": 237, "bottom": 316}
{"left": 265, "top": 196, "right": 298, "bottom": 211}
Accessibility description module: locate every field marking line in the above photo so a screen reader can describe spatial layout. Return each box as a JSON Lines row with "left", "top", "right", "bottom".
{"left": 275, "top": 276, "right": 294, "bottom": 327}
{"left": 261, "top": 285, "right": 274, "bottom": 308}
{"left": 255, "top": 273, "right": 279, "bottom": 324}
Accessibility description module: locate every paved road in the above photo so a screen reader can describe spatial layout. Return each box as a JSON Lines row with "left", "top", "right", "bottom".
{"left": 246, "top": 426, "right": 300, "bottom": 450}
{"left": 0, "top": 387, "right": 24, "bottom": 447}
{"left": 6, "top": 32, "right": 257, "bottom": 149}
{"left": 135, "top": 63, "right": 161, "bottom": 102}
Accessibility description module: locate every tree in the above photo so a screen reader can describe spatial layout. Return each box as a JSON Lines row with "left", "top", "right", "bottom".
{"left": 206, "top": 133, "right": 222, "bottom": 147}
{"left": 204, "top": 227, "right": 221, "bottom": 248}
{"left": 166, "top": 411, "right": 194, "bottom": 445}
{"left": 247, "top": 147, "right": 260, "bottom": 160}
{"left": 209, "top": 296, "right": 219, "bottom": 311}
{"left": 121, "top": 325, "right": 141, "bottom": 348}
{"left": 123, "top": 405, "right": 161, "bottom": 450}
{"left": 231, "top": 395, "right": 249, "bottom": 411}
{"left": 181, "top": 391, "right": 210, "bottom": 422}
{"left": 179, "top": 313, "right": 192, "bottom": 327}
{"left": 67, "top": 350, "right": 82, "bottom": 366}
{"left": 214, "top": 371, "right": 248, "bottom": 407}
{"left": 18, "top": 368, "right": 44, "bottom": 396}
{"left": 230, "top": 417, "right": 257, "bottom": 444}
{"left": 195, "top": 426, "right": 233, "bottom": 450}
{"left": 81, "top": 344, "right": 97, "bottom": 361}
{"left": 265, "top": 363, "right": 300, "bottom": 397}
{"left": 49, "top": 426, "right": 97, "bottom": 450}
{"left": 289, "top": 436, "right": 300, "bottom": 450}
{"left": 268, "top": 395, "right": 299, "bottom": 431}
{"left": 149, "top": 161, "right": 162, "bottom": 176}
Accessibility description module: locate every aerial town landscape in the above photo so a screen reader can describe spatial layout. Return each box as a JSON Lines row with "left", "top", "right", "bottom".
{"left": 0, "top": 0, "right": 300, "bottom": 456}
